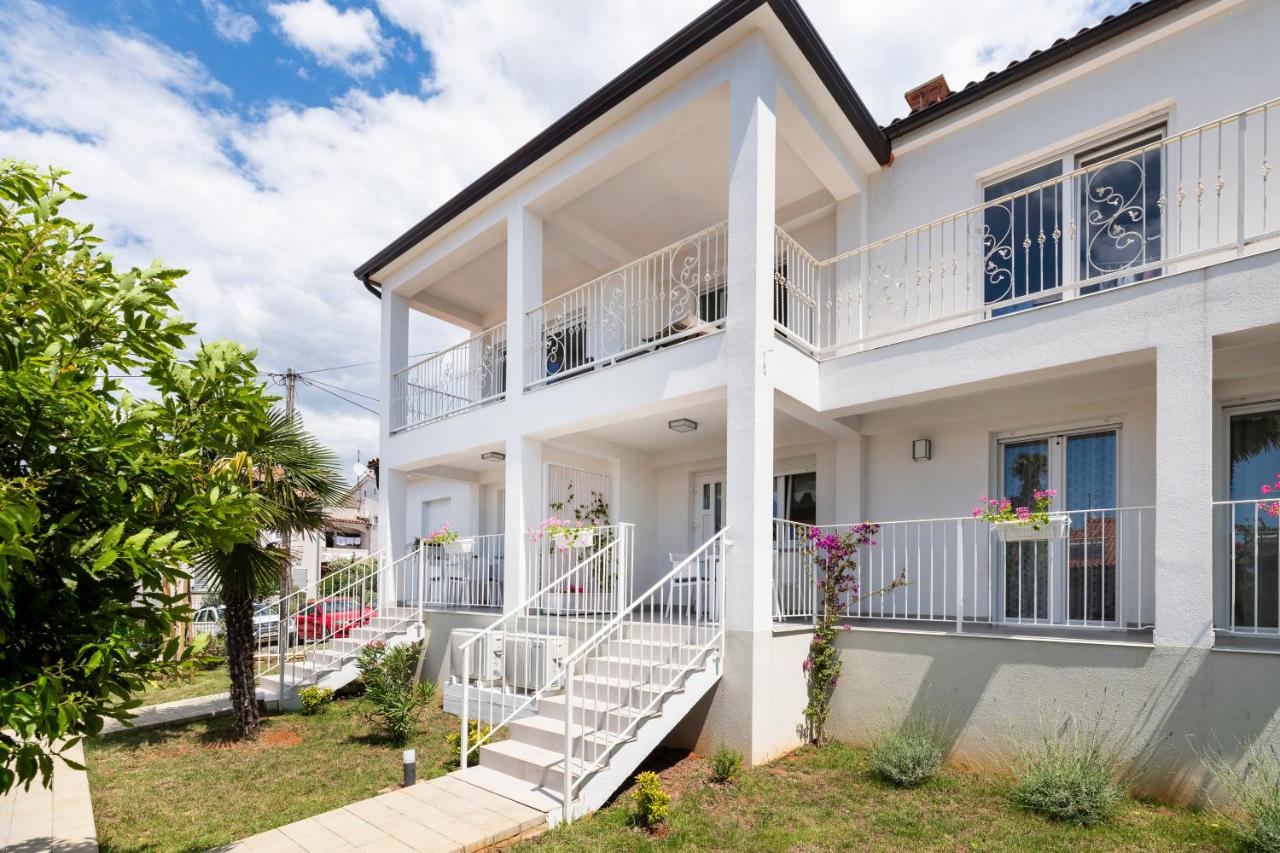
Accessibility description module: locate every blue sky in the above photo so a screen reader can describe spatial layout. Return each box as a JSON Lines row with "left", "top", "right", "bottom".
{"left": 0, "top": 0, "right": 1127, "bottom": 473}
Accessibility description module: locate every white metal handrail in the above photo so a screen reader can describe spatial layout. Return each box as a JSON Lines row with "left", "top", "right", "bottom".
{"left": 459, "top": 524, "right": 635, "bottom": 767}
{"left": 1213, "top": 497, "right": 1280, "bottom": 636}
{"left": 392, "top": 323, "right": 507, "bottom": 432}
{"left": 255, "top": 550, "right": 385, "bottom": 698}
{"left": 773, "top": 97, "right": 1280, "bottom": 355}
{"left": 773, "top": 507, "right": 1154, "bottom": 632}
{"left": 550, "top": 528, "right": 726, "bottom": 822}
{"left": 525, "top": 222, "right": 727, "bottom": 389}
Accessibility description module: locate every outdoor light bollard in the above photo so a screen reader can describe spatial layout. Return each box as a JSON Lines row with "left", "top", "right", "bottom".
{"left": 403, "top": 749, "right": 417, "bottom": 787}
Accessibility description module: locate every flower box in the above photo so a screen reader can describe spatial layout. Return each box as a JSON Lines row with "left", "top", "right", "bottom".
{"left": 992, "top": 513, "right": 1069, "bottom": 542}
{"left": 443, "top": 538, "right": 474, "bottom": 555}
{"left": 552, "top": 529, "right": 595, "bottom": 550}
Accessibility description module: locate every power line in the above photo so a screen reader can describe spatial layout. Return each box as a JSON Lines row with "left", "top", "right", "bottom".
{"left": 297, "top": 375, "right": 379, "bottom": 416}
{"left": 303, "top": 376, "right": 378, "bottom": 402}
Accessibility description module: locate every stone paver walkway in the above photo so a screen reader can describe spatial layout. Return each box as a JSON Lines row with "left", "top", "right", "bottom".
{"left": 0, "top": 741, "right": 97, "bottom": 853}
{"left": 99, "top": 692, "right": 233, "bottom": 736}
{"left": 220, "top": 774, "right": 548, "bottom": 853}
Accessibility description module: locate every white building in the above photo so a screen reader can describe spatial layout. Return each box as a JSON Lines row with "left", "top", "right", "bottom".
{"left": 291, "top": 466, "right": 381, "bottom": 590}
{"left": 354, "top": 0, "right": 1280, "bottom": 816}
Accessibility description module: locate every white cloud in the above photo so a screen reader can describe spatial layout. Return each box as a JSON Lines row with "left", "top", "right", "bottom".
{"left": 201, "top": 0, "right": 258, "bottom": 45}
{"left": 0, "top": 0, "right": 1121, "bottom": 474}
{"left": 267, "top": 0, "right": 388, "bottom": 77}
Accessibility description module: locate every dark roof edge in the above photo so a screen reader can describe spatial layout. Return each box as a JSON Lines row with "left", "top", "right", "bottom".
{"left": 884, "top": 0, "right": 1194, "bottom": 140}
{"left": 354, "top": 0, "right": 889, "bottom": 284}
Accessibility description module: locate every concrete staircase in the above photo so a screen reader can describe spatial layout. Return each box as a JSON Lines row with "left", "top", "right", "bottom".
{"left": 459, "top": 620, "right": 722, "bottom": 825}
{"left": 257, "top": 606, "right": 421, "bottom": 707}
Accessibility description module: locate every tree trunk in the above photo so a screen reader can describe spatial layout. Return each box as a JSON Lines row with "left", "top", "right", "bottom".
{"left": 224, "top": 593, "right": 260, "bottom": 739}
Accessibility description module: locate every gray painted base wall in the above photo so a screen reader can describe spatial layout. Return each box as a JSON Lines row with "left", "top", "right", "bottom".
{"left": 676, "top": 627, "right": 1280, "bottom": 805}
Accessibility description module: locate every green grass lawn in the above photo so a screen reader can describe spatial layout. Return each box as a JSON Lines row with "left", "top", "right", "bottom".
{"left": 138, "top": 667, "right": 230, "bottom": 706}
{"left": 86, "top": 693, "right": 469, "bottom": 853}
{"left": 523, "top": 743, "right": 1235, "bottom": 852}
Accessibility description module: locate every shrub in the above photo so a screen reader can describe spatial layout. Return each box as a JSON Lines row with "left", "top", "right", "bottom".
{"left": 299, "top": 686, "right": 334, "bottom": 715}
{"left": 869, "top": 725, "right": 944, "bottom": 788}
{"left": 444, "top": 718, "right": 492, "bottom": 769}
{"left": 1011, "top": 718, "right": 1128, "bottom": 826}
{"left": 192, "top": 633, "right": 226, "bottom": 670}
{"left": 355, "top": 641, "right": 435, "bottom": 745}
{"left": 710, "top": 745, "right": 742, "bottom": 785}
{"left": 1207, "top": 741, "right": 1280, "bottom": 851}
{"left": 630, "top": 771, "right": 670, "bottom": 829}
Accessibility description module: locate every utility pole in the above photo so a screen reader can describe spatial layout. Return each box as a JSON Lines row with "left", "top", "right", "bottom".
{"left": 280, "top": 368, "right": 298, "bottom": 599}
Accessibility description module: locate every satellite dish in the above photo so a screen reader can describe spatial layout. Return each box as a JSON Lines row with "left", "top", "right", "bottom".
{"left": 352, "top": 462, "right": 367, "bottom": 477}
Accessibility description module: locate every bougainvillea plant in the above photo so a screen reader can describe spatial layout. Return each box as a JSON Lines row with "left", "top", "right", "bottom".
{"left": 801, "top": 524, "right": 903, "bottom": 745}
{"left": 972, "top": 489, "right": 1057, "bottom": 528}
{"left": 1260, "top": 475, "right": 1280, "bottom": 517}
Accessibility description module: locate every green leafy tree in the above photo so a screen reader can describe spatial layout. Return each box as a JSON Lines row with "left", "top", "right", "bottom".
{"left": 0, "top": 160, "right": 262, "bottom": 792}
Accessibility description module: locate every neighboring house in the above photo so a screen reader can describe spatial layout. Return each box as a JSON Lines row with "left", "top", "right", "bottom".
{"left": 352, "top": 0, "right": 1280, "bottom": 814}
{"left": 293, "top": 465, "right": 381, "bottom": 589}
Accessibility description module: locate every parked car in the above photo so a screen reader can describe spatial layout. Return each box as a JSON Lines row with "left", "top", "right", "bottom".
{"left": 253, "top": 602, "right": 297, "bottom": 644}
{"left": 293, "top": 597, "right": 375, "bottom": 641}
{"left": 192, "top": 605, "right": 225, "bottom": 636}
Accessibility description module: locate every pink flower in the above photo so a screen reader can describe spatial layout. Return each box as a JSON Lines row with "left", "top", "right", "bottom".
{"left": 801, "top": 658, "right": 812, "bottom": 672}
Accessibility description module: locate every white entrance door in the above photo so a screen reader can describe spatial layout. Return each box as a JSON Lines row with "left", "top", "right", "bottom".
{"left": 692, "top": 473, "right": 725, "bottom": 547}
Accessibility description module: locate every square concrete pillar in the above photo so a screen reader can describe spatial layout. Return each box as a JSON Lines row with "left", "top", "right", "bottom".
{"left": 506, "top": 208, "right": 542, "bottom": 396}
{"left": 503, "top": 435, "right": 543, "bottom": 611}
{"left": 379, "top": 289, "right": 408, "bottom": 440}
{"left": 1153, "top": 333, "right": 1214, "bottom": 648}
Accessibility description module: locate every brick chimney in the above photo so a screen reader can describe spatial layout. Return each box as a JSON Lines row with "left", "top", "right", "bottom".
{"left": 904, "top": 74, "right": 952, "bottom": 113}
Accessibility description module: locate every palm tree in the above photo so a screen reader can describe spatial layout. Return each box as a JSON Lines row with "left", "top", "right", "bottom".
{"left": 193, "top": 410, "right": 345, "bottom": 739}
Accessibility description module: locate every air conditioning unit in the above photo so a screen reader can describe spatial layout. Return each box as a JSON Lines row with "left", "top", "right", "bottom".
{"left": 449, "top": 629, "right": 504, "bottom": 684}
{"left": 503, "top": 634, "right": 570, "bottom": 691}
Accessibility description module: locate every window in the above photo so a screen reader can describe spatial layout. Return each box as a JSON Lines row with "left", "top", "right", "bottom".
{"left": 983, "top": 123, "right": 1165, "bottom": 314}
{"left": 774, "top": 472, "right": 817, "bottom": 526}
{"left": 1226, "top": 407, "right": 1280, "bottom": 631}
{"left": 998, "top": 428, "right": 1118, "bottom": 624}
{"left": 545, "top": 312, "right": 589, "bottom": 379}
{"left": 1076, "top": 127, "right": 1164, "bottom": 291}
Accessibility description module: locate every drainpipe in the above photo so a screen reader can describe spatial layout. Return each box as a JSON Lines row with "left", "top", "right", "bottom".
{"left": 362, "top": 274, "right": 381, "bottom": 299}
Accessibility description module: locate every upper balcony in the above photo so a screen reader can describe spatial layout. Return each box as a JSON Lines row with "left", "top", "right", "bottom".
{"left": 775, "top": 96, "right": 1280, "bottom": 358}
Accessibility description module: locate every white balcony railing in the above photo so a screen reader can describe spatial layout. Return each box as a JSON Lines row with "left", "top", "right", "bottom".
{"left": 525, "top": 222, "right": 727, "bottom": 389}
{"left": 393, "top": 533, "right": 506, "bottom": 610}
{"left": 773, "top": 506, "right": 1155, "bottom": 632}
{"left": 774, "top": 97, "right": 1280, "bottom": 355}
{"left": 1213, "top": 498, "right": 1280, "bottom": 637}
{"left": 391, "top": 323, "right": 507, "bottom": 432}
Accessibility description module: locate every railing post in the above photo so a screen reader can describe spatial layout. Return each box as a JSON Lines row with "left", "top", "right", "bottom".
{"left": 562, "top": 671, "right": 574, "bottom": 825}
{"left": 277, "top": 594, "right": 287, "bottom": 708}
{"left": 1236, "top": 111, "right": 1248, "bottom": 254}
{"left": 955, "top": 521, "right": 965, "bottom": 634}
{"left": 460, "top": 649, "right": 470, "bottom": 770}
{"left": 417, "top": 539, "right": 426, "bottom": 619}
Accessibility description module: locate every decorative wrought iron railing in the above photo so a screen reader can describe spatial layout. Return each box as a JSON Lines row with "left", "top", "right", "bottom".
{"left": 773, "top": 97, "right": 1280, "bottom": 354}
{"left": 524, "top": 222, "right": 727, "bottom": 389}
{"left": 773, "top": 507, "right": 1154, "bottom": 632}
{"left": 391, "top": 323, "right": 507, "bottom": 432}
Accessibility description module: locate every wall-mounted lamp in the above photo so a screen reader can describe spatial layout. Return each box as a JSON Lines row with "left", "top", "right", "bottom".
{"left": 668, "top": 418, "right": 699, "bottom": 434}
{"left": 480, "top": 451, "right": 506, "bottom": 462}
{"left": 912, "top": 438, "right": 932, "bottom": 461}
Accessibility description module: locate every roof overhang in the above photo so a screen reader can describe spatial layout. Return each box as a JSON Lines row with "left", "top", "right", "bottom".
{"left": 353, "top": 0, "right": 889, "bottom": 289}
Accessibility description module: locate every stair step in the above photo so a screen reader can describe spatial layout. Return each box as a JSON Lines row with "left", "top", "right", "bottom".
{"left": 507, "top": 715, "right": 628, "bottom": 761}
{"left": 602, "top": 639, "right": 705, "bottom": 664}
{"left": 567, "top": 674, "right": 643, "bottom": 707}
{"left": 537, "top": 694, "right": 641, "bottom": 733}
{"left": 622, "top": 622, "right": 716, "bottom": 644}
{"left": 582, "top": 655, "right": 657, "bottom": 682}
{"left": 479, "top": 739, "right": 592, "bottom": 791}
{"left": 452, "top": 765, "right": 562, "bottom": 814}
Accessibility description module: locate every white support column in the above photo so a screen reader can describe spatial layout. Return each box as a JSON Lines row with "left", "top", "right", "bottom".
{"left": 503, "top": 436, "right": 543, "bottom": 611}
{"left": 833, "top": 433, "right": 865, "bottom": 523}
{"left": 723, "top": 34, "right": 777, "bottom": 640}
{"left": 1153, "top": 331, "right": 1214, "bottom": 648}
{"left": 506, "top": 208, "right": 543, "bottom": 398}
{"left": 380, "top": 465, "right": 408, "bottom": 605}
{"left": 380, "top": 289, "right": 409, "bottom": 438}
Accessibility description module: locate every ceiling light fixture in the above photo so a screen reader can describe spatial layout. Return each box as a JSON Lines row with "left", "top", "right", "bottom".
{"left": 668, "top": 418, "right": 698, "bottom": 434}
{"left": 480, "top": 451, "right": 506, "bottom": 462}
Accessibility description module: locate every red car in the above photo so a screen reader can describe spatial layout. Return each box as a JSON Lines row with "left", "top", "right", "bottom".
{"left": 294, "top": 597, "right": 375, "bottom": 640}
